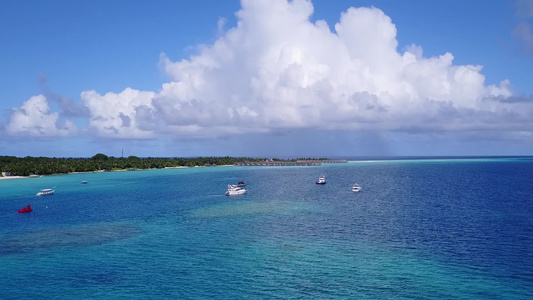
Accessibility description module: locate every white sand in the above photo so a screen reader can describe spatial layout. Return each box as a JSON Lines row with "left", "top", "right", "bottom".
{"left": 0, "top": 176, "right": 28, "bottom": 180}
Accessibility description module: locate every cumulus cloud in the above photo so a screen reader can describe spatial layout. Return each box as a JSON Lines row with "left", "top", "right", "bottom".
{"left": 80, "top": 88, "right": 156, "bottom": 138}
{"left": 149, "top": 0, "right": 522, "bottom": 136}
{"left": 6, "top": 95, "right": 77, "bottom": 137}
{"left": 12, "top": 0, "right": 533, "bottom": 140}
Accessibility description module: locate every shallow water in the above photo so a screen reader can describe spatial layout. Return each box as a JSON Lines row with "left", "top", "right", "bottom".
{"left": 1, "top": 158, "right": 532, "bottom": 299}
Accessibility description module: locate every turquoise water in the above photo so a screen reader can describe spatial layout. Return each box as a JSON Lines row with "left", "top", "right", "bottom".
{"left": 1, "top": 158, "right": 532, "bottom": 299}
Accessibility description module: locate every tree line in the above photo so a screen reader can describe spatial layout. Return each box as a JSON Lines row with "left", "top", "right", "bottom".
{"left": 0, "top": 154, "right": 272, "bottom": 176}
{"left": 0, "top": 154, "right": 327, "bottom": 176}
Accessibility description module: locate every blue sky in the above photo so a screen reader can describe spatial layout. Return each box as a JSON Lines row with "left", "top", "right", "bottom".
{"left": 1, "top": 0, "right": 532, "bottom": 158}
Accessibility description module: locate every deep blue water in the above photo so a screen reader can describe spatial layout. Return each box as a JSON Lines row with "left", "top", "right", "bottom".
{"left": 1, "top": 158, "right": 532, "bottom": 299}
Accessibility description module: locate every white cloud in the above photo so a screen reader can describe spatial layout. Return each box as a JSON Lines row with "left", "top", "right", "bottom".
{"left": 14, "top": 0, "right": 530, "bottom": 140}
{"left": 80, "top": 88, "right": 156, "bottom": 138}
{"left": 150, "top": 0, "right": 523, "bottom": 135}
{"left": 6, "top": 95, "right": 77, "bottom": 137}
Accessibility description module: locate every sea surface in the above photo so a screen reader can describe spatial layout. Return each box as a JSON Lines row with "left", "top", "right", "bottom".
{"left": 1, "top": 158, "right": 532, "bottom": 299}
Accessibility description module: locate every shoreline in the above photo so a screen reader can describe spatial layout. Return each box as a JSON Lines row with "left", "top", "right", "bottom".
{"left": 0, "top": 175, "right": 30, "bottom": 180}
{"left": 2, "top": 157, "right": 531, "bottom": 181}
{"left": 0, "top": 165, "right": 230, "bottom": 181}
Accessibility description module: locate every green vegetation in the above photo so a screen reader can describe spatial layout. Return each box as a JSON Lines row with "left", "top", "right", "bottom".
{"left": 0, "top": 154, "right": 330, "bottom": 177}
{"left": 0, "top": 154, "right": 274, "bottom": 176}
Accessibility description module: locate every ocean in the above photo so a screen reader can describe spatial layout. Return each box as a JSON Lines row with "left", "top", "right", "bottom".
{"left": 1, "top": 158, "right": 532, "bottom": 299}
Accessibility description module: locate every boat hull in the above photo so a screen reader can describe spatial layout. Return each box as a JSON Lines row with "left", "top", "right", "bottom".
{"left": 316, "top": 176, "right": 326, "bottom": 184}
{"left": 225, "top": 189, "right": 247, "bottom": 196}
{"left": 18, "top": 205, "right": 33, "bottom": 213}
{"left": 225, "top": 184, "right": 247, "bottom": 196}
{"left": 36, "top": 189, "right": 54, "bottom": 196}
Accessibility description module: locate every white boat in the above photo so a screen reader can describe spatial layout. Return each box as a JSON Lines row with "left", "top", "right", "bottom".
{"left": 225, "top": 184, "right": 247, "bottom": 196}
{"left": 352, "top": 183, "right": 361, "bottom": 192}
{"left": 316, "top": 176, "right": 326, "bottom": 184}
{"left": 36, "top": 188, "right": 54, "bottom": 196}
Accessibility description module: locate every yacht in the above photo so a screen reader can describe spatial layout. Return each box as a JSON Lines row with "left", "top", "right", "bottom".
{"left": 225, "top": 185, "right": 247, "bottom": 196}
{"left": 352, "top": 183, "right": 361, "bottom": 192}
{"left": 36, "top": 188, "right": 54, "bottom": 196}
{"left": 316, "top": 176, "right": 326, "bottom": 184}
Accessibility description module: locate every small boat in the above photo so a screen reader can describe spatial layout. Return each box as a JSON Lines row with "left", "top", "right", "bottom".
{"left": 352, "top": 183, "right": 362, "bottom": 192}
{"left": 81, "top": 181, "right": 88, "bottom": 184}
{"left": 237, "top": 180, "right": 246, "bottom": 187}
{"left": 225, "top": 184, "right": 247, "bottom": 196}
{"left": 36, "top": 188, "right": 54, "bottom": 196}
{"left": 316, "top": 176, "right": 326, "bottom": 184}
{"left": 18, "top": 204, "right": 33, "bottom": 213}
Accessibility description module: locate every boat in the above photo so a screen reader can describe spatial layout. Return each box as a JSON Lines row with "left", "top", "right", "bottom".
{"left": 237, "top": 180, "right": 246, "bottom": 187}
{"left": 36, "top": 188, "right": 54, "bottom": 196}
{"left": 18, "top": 204, "right": 33, "bottom": 213}
{"left": 81, "top": 181, "right": 88, "bottom": 184}
{"left": 225, "top": 184, "right": 247, "bottom": 196}
{"left": 352, "top": 183, "right": 362, "bottom": 192}
{"left": 316, "top": 176, "right": 326, "bottom": 184}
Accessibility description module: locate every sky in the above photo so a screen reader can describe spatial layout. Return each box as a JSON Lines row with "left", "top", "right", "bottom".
{"left": 0, "top": 0, "right": 532, "bottom": 158}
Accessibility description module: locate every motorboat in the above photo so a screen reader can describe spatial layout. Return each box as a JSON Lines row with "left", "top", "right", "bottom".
{"left": 316, "top": 176, "right": 326, "bottom": 184}
{"left": 237, "top": 180, "right": 246, "bottom": 187}
{"left": 225, "top": 184, "right": 247, "bottom": 196}
{"left": 81, "top": 181, "right": 88, "bottom": 184}
{"left": 36, "top": 189, "right": 54, "bottom": 196}
{"left": 18, "top": 204, "right": 33, "bottom": 213}
{"left": 352, "top": 183, "right": 362, "bottom": 192}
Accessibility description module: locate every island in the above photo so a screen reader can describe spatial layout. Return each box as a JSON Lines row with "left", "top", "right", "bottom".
{"left": 0, "top": 154, "right": 341, "bottom": 177}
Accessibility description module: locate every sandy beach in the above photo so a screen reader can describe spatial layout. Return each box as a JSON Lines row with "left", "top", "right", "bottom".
{"left": 0, "top": 176, "right": 29, "bottom": 180}
{"left": 0, "top": 165, "right": 225, "bottom": 181}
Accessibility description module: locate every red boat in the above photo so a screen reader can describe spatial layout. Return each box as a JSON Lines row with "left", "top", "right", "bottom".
{"left": 18, "top": 204, "right": 32, "bottom": 213}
